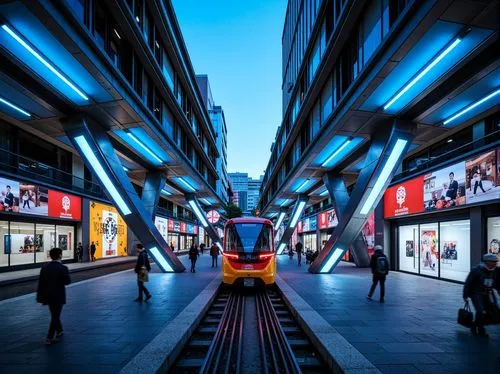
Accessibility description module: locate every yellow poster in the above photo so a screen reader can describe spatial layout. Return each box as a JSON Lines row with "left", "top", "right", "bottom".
{"left": 89, "top": 201, "right": 128, "bottom": 259}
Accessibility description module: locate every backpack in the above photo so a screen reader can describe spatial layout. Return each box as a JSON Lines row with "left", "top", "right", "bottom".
{"left": 375, "top": 255, "right": 389, "bottom": 275}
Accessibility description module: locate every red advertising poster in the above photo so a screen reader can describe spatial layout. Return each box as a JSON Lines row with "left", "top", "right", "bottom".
{"left": 384, "top": 176, "right": 424, "bottom": 218}
{"left": 297, "top": 220, "right": 303, "bottom": 234}
{"left": 318, "top": 211, "right": 328, "bottom": 229}
{"left": 194, "top": 226, "right": 199, "bottom": 235}
{"left": 48, "top": 190, "right": 82, "bottom": 220}
{"left": 180, "top": 222, "right": 186, "bottom": 233}
{"left": 168, "top": 219, "right": 174, "bottom": 232}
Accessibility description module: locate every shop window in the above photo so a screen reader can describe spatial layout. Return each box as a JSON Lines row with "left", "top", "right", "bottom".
{"left": 487, "top": 217, "right": 500, "bottom": 266}
{"left": 56, "top": 225, "right": 75, "bottom": 260}
{"left": 35, "top": 224, "right": 55, "bottom": 264}
{"left": 0, "top": 221, "right": 8, "bottom": 267}
{"left": 419, "top": 223, "right": 439, "bottom": 278}
{"left": 9, "top": 222, "right": 35, "bottom": 266}
{"left": 439, "top": 220, "right": 470, "bottom": 282}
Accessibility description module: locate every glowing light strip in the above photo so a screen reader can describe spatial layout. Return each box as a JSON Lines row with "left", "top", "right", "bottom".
{"left": 319, "top": 189, "right": 329, "bottom": 197}
{"left": 188, "top": 199, "right": 209, "bottom": 227}
{"left": 289, "top": 200, "right": 307, "bottom": 228}
{"left": 74, "top": 135, "right": 131, "bottom": 215}
{"left": 384, "top": 38, "right": 462, "bottom": 111}
{"left": 216, "top": 242, "right": 223, "bottom": 251}
{"left": 359, "top": 138, "right": 408, "bottom": 215}
{"left": 148, "top": 246, "right": 173, "bottom": 272}
{"left": 319, "top": 247, "right": 344, "bottom": 273}
{"left": 177, "top": 177, "right": 196, "bottom": 192}
{"left": 161, "top": 188, "right": 171, "bottom": 196}
{"left": 279, "top": 199, "right": 291, "bottom": 207}
{"left": 126, "top": 132, "right": 163, "bottom": 164}
{"left": 0, "top": 97, "right": 31, "bottom": 117}
{"left": 277, "top": 243, "right": 287, "bottom": 255}
{"left": 199, "top": 198, "right": 210, "bottom": 205}
{"left": 2, "top": 25, "right": 89, "bottom": 101}
{"left": 275, "top": 212, "right": 286, "bottom": 230}
{"left": 295, "top": 179, "right": 311, "bottom": 193}
{"left": 321, "top": 139, "right": 351, "bottom": 167}
{"left": 123, "top": 166, "right": 129, "bottom": 172}
{"left": 443, "top": 89, "right": 500, "bottom": 125}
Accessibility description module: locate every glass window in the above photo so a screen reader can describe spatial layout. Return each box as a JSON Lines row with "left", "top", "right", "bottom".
{"left": 225, "top": 223, "right": 272, "bottom": 253}
{"left": 0, "top": 221, "right": 8, "bottom": 267}
{"left": 399, "top": 225, "right": 419, "bottom": 274}
{"left": 363, "top": 0, "right": 382, "bottom": 64}
{"left": 35, "top": 223, "right": 55, "bottom": 264}
{"left": 309, "top": 37, "right": 320, "bottom": 84}
{"left": 487, "top": 217, "right": 500, "bottom": 266}
{"left": 162, "top": 103, "right": 174, "bottom": 138}
{"left": 162, "top": 51, "right": 175, "bottom": 91}
{"left": 312, "top": 100, "right": 321, "bottom": 137}
{"left": 9, "top": 222, "right": 35, "bottom": 266}
{"left": 321, "top": 78, "right": 332, "bottom": 123}
{"left": 419, "top": 223, "right": 439, "bottom": 278}
{"left": 439, "top": 220, "right": 470, "bottom": 281}
{"left": 56, "top": 225, "right": 75, "bottom": 260}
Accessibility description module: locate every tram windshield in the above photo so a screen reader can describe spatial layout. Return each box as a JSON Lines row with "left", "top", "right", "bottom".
{"left": 225, "top": 223, "right": 273, "bottom": 253}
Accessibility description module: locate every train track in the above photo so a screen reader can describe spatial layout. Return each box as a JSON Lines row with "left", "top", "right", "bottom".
{"left": 169, "top": 286, "right": 328, "bottom": 374}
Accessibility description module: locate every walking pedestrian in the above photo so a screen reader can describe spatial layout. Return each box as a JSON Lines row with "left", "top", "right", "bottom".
{"left": 295, "top": 241, "right": 303, "bottom": 266}
{"left": 134, "top": 244, "right": 151, "bottom": 302}
{"left": 189, "top": 243, "right": 199, "bottom": 273}
{"left": 463, "top": 253, "right": 500, "bottom": 337}
{"left": 367, "top": 245, "right": 389, "bottom": 303}
{"left": 210, "top": 242, "right": 219, "bottom": 268}
{"left": 200, "top": 243, "right": 205, "bottom": 255}
{"left": 36, "top": 247, "right": 71, "bottom": 345}
{"left": 90, "top": 241, "right": 97, "bottom": 262}
{"left": 76, "top": 242, "right": 83, "bottom": 262}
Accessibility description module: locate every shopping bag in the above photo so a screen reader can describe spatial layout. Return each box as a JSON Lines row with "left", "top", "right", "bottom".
{"left": 137, "top": 268, "right": 149, "bottom": 283}
{"left": 457, "top": 301, "right": 473, "bottom": 328}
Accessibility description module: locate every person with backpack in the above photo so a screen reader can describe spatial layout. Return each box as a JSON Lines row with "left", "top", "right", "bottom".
{"left": 367, "top": 245, "right": 389, "bottom": 303}
{"left": 134, "top": 244, "right": 151, "bottom": 302}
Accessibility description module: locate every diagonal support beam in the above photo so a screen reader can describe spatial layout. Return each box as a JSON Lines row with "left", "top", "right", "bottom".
{"left": 310, "top": 120, "right": 415, "bottom": 273}
{"left": 62, "top": 115, "right": 185, "bottom": 273}
{"left": 142, "top": 171, "right": 166, "bottom": 219}
{"left": 322, "top": 173, "right": 370, "bottom": 267}
{"left": 185, "top": 194, "right": 223, "bottom": 251}
{"left": 276, "top": 196, "right": 308, "bottom": 254}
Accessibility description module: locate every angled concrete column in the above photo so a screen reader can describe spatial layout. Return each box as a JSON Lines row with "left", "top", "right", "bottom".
{"left": 310, "top": 120, "right": 415, "bottom": 273}
{"left": 322, "top": 172, "right": 370, "bottom": 267}
{"left": 185, "top": 194, "right": 222, "bottom": 251}
{"left": 62, "top": 115, "right": 185, "bottom": 273}
{"left": 142, "top": 171, "right": 166, "bottom": 219}
{"left": 276, "top": 196, "right": 308, "bottom": 254}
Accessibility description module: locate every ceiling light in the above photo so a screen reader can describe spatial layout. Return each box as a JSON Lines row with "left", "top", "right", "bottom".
{"left": 295, "top": 179, "right": 311, "bottom": 193}
{"left": 289, "top": 200, "right": 307, "bottom": 228}
{"left": 321, "top": 139, "right": 351, "bottom": 168}
{"left": 275, "top": 212, "right": 286, "bottom": 230}
{"left": 443, "top": 89, "right": 500, "bottom": 126}
{"left": 0, "top": 97, "right": 31, "bottom": 117}
{"left": 126, "top": 132, "right": 163, "bottom": 164}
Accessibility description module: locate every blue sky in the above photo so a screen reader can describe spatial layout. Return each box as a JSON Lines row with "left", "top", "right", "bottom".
{"left": 172, "top": 0, "right": 287, "bottom": 179}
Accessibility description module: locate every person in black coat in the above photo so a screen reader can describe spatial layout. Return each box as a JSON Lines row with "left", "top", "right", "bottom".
{"left": 37, "top": 247, "right": 71, "bottom": 345}
{"left": 463, "top": 254, "right": 500, "bottom": 337}
{"left": 189, "top": 243, "right": 199, "bottom": 273}
{"left": 295, "top": 241, "right": 303, "bottom": 266}
{"left": 367, "top": 245, "right": 389, "bottom": 303}
{"left": 134, "top": 244, "right": 152, "bottom": 302}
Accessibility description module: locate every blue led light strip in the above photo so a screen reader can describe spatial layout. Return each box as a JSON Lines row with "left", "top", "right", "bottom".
{"left": 126, "top": 132, "right": 163, "bottom": 164}
{"left": 289, "top": 200, "right": 307, "bottom": 228}
{"left": 178, "top": 177, "right": 196, "bottom": 192}
{"left": 384, "top": 38, "right": 461, "bottom": 111}
{"left": 295, "top": 179, "right": 311, "bottom": 193}
{"left": 275, "top": 212, "right": 286, "bottom": 230}
{"left": 2, "top": 25, "right": 89, "bottom": 101}
{"left": 320, "top": 247, "right": 344, "bottom": 273}
{"left": 321, "top": 139, "right": 351, "bottom": 167}
{"left": 188, "top": 200, "right": 209, "bottom": 228}
{"left": 161, "top": 188, "right": 171, "bottom": 196}
{"left": 148, "top": 246, "right": 173, "bottom": 272}
{"left": 74, "top": 135, "right": 131, "bottom": 215}
{"left": 359, "top": 138, "right": 408, "bottom": 215}
{"left": 277, "top": 242, "right": 287, "bottom": 255}
{"left": 443, "top": 89, "right": 500, "bottom": 125}
{"left": 0, "top": 97, "right": 31, "bottom": 117}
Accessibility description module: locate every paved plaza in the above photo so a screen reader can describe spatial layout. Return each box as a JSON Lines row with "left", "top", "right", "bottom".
{"left": 0, "top": 254, "right": 218, "bottom": 374}
{"left": 277, "top": 255, "right": 500, "bottom": 374}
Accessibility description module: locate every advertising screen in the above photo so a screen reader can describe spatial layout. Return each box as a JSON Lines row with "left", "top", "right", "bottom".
{"left": 318, "top": 211, "right": 328, "bottom": 230}
{"left": 154, "top": 216, "right": 169, "bottom": 242}
{"left": 89, "top": 201, "right": 128, "bottom": 259}
{"left": 465, "top": 150, "right": 499, "bottom": 204}
{"left": 0, "top": 177, "right": 19, "bottom": 213}
{"left": 423, "top": 161, "right": 466, "bottom": 212}
{"left": 384, "top": 176, "right": 424, "bottom": 218}
{"left": 297, "top": 220, "right": 303, "bottom": 234}
{"left": 48, "top": 190, "right": 82, "bottom": 220}
{"left": 19, "top": 183, "right": 48, "bottom": 216}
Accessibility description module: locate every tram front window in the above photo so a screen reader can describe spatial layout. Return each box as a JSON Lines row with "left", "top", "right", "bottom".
{"left": 226, "top": 223, "right": 272, "bottom": 253}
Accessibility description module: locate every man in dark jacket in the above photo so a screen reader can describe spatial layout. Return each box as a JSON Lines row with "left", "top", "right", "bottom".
{"left": 37, "top": 247, "right": 71, "bottom": 345}
{"left": 134, "top": 244, "right": 151, "bottom": 302}
{"left": 463, "top": 253, "right": 500, "bottom": 337}
{"left": 189, "top": 244, "right": 199, "bottom": 273}
{"left": 367, "top": 245, "right": 389, "bottom": 303}
{"left": 90, "top": 241, "right": 97, "bottom": 262}
{"left": 200, "top": 243, "right": 205, "bottom": 255}
{"left": 295, "top": 241, "right": 303, "bottom": 266}
{"left": 210, "top": 243, "right": 219, "bottom": 268}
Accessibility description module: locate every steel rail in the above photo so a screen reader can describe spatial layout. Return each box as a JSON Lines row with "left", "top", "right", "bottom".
{"left": 256, "top": 290, "right": 270, "bottom": 374}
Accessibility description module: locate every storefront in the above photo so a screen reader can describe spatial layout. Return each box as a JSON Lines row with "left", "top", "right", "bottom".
{"left": 0, "top": 176, "right": 82, "bottom": 269}
{"left": 167, "top": 218, "right": 199, "bottom": 251}
{"left": 384, "top": 148, "right": 500, "bottom": 282}
{"left": 297, "top": 216, "right": 318, "bottom": 252}
{"left": 317, "top": 209, "right": 338, "bottom": 250}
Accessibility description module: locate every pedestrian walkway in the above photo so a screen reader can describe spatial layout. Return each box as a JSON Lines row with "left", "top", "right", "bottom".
{"left": 0, "top": 253, "right": 219, "bottom": 374}
{"left": 277, "top": 255, "right": 500, "bottom": 374}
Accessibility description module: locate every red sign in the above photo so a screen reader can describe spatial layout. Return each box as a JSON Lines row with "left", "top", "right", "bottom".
{"left": 206, "top": 210, "right": 220, "bottom": 224}
{"left": 180, "top": 222, "right": 186, "bottom": 233}
{"left": 48, "top": 190, "right": 82, "bottom": 220}
{"left": 318, "top": 211, "right": 328, "bottom": 229}
{"left": 168, "top": 219, "right": 174, "bottom": 232}
{"left": 384, "top": 176, "right": 424, "bottom": 218}
{"left": 297, "top": 220, "right": 303, "bottom": 234}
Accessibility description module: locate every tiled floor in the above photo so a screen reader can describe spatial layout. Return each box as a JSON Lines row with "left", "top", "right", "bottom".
{"left": 0, "top": 253, "right": 219, "bottom": 373}
{"left": 277, "top": 255, "right": 500, "bottom": 374}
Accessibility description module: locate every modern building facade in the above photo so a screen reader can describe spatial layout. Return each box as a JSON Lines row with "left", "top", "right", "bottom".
{"left": 228, "top": 172, "right": 263, "bottom": 213}
{"left": 247, "top": 176, "right": 263, "bottom": 212}
{"left": 0, "top": 0, "right": 224, "bottom": 272}
{"left": 259, "top": 0, "right": 499, "bottom": 278}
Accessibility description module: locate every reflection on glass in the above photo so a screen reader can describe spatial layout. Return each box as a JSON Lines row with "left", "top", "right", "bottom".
{"left": 56, "top": 225, "right": 74, "bottom": 260}
{"left": 9, "top": 222, "right": 35, "bottom": 265}
{"left": 398, "top": 225, "right": 418, "bottom": 274}
{"left": 440, "top": 220, "right": 470, "bottom": 281}
{"left": 35, "top": 224, "right": 55, "bottom": 263}
{"left": 420, "top": 223, "right": 439, "bottom": 278}
{"left": 0, "top": 221, "right": 8, "bottom": 267}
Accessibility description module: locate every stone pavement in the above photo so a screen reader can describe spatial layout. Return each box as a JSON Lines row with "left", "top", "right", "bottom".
{"left": 0, "top": 253, "right": 219, "bottom": 373}
{"left": 277, "top": 255, "right": 500, "bottom": 374}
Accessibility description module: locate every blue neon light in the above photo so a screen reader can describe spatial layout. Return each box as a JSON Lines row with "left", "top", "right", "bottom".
{"left": 126, "top": 132, "right": 163, "bottom": 164}
{"left": 188, "top": 200, "right": 209, "bottom": 228}
{"left": 319, "top": 189, "right": 329, "bottom": 197}
{"left": 359, "top": 138, "right": 408, "bottom": 215}
{"left": 295, "top": 179, "right": 312, "bottom": 193}
{"left": 199, "top": 198, "right": 211, "bottom": 206}
{"left": 74, "top": 135, "right": 131, "bottom": 216}
{"left": 277, "top": 243, "right": 287, "bottom": 255}
{"left": 2, "top": 25, "right": 89, "bottom": 101}
{"left": 0, "top": 96, "right": 31, "bottom": 117}
{"left": 384, "top": 38, "right": 461, "bottom": 111}
{"left": 161, "top": 188, "right": 172, "bottom": 196}
{"left": 123, "top": 166, "right": 129, "bottom": 172}
{"left": 321, "top": 140, "right": 351, "bottom": 167}
{"left": 177, "top": 177, "right": 196, "bottom": 192}
{"left": 289, "top": 200, "right": 306, "bottom": 228}
{"left": 443, "top": 89, "right": 500, "bottom": 125}
{"left": 384, "top": 38, "right": 462, "bottom": 110}
{"left": 148, "top": 246, "right": 173, "bottom": 272}
{"left": 319, "top": 247, "right": 344, "bottom": 273}
{"left": 275, "top": 212, "right": 286, "bottom": 230}
{"left": 279, "top": 199, "right": 291, "bottom": 207}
